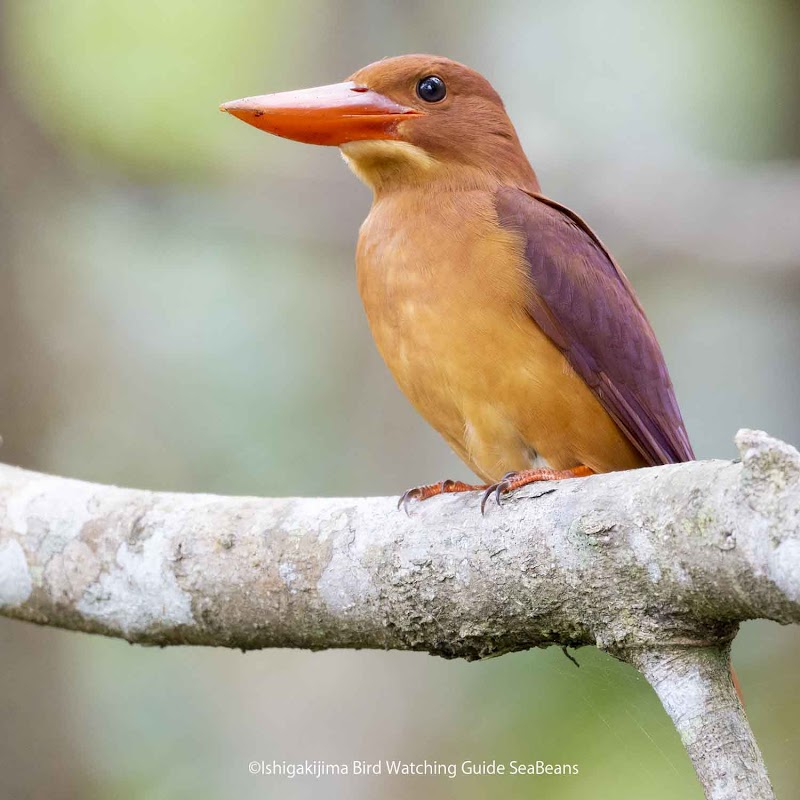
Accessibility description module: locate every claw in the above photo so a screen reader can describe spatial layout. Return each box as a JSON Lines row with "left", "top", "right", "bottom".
{"left": 398, "top": 487, "right": 421, "bottom": 515}
{"left": 479, "top": 486, "right": 493, "bottom": 515}
{"left": 480, "top": 479, "right": 510, "bottom": 515}
{"left": 479, "top": 471, "right": 520, "bottom": 514}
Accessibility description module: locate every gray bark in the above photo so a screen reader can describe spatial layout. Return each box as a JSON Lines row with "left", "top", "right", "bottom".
{"left": 2, "top": 428, "right": 798, "bottom": 799}
{"left": 632, "top": 646, "right": 773, "bottom": 800}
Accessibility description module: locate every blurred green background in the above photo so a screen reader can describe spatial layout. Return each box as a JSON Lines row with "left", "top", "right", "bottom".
{"left": 2, "top": 1, "right": 799, "bottom": 798}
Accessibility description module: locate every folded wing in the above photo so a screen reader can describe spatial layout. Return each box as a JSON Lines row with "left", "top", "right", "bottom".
{"left": 495, "top": 187, "right": 694, "bottom": 466}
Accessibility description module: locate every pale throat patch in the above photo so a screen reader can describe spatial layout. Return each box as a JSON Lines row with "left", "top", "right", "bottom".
{"left": 339, "top": 140, "right": 438, "bottom": 187}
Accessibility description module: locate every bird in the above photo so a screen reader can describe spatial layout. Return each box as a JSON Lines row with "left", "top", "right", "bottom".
{"left": 220, "top": 54, "right": 694, "bottom": 513}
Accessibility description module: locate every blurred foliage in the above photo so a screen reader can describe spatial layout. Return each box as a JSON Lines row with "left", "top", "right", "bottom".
{"left": 1, "top": 1, "right": 800, "bottom": 799}
{"left": 4, "top": 0, "right": 300, "bottom": 178}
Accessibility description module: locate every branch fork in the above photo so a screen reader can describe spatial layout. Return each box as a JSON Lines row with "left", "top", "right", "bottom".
{"left": 2, "top": 428, "right": 798, "bottom": 799}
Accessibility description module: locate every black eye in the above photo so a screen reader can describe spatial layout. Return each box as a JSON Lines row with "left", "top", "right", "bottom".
{"left": 416, "top": 75, "right": 446, "bottom": 103}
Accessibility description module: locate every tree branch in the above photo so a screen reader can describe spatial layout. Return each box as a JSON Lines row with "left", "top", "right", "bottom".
{"left": 1, "top": 428, "right": 798, "bottom": 799}
{"left": 632, "top": 645, "right": 773, "bottom": 800}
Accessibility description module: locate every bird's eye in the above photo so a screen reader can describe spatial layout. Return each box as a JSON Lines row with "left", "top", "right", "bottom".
{"left": 416, "top": 76, "right": 446, "bottom": 103}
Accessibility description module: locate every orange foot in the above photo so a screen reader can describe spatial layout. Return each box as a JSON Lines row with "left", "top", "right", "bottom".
{"left": 398, "top": 479, "right": 486, "bottom": 515}
{"left": 480, "top": 466, "right": 594, "bottom": 514}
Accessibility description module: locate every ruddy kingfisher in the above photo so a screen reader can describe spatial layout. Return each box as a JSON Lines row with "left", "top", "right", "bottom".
{"left": 220, "top": 54, "right": 694, "bottom": 513}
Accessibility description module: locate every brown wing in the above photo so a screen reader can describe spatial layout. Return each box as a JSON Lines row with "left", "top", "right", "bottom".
{"left": 495, "top": 186, "right": 693, "bottom": 466}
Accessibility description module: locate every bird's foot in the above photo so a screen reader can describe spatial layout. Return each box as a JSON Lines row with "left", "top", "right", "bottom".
{"left": 480, "top": 466, "right": 594, "bottom": 514}
{"left": 398, "top": 479, "right": 486, "bottom": 515}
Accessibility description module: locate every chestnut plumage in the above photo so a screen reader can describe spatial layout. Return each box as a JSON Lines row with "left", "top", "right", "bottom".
{"left": 221, "top": 54, "right": 693, "bottom": 508}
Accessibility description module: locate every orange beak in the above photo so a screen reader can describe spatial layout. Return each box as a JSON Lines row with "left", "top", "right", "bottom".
{"left": 220, "top": 81, "right": 422, "bottom": 146}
